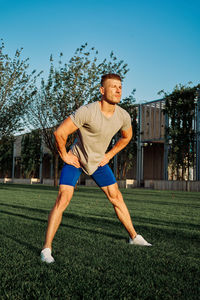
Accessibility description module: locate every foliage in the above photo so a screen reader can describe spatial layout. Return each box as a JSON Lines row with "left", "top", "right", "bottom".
{"left": 26, "top": 43, "right": 129, "bottom": 140}
{"left": 25, "top": 43, "right": 130, "bottom": 185}
{"left": 0, "top": 136, "right": 14, "bottom": 177}
{"left": 116, "top": 90, "right": 138, "bottom": 179}
{"left": 160, "top": 83, "right": 200, "bottom": 180}
{"left": 21, "top": 130, "right": 41, "bottom": 178}
{"left": 0, "top": 39, "right": 41, "bottom": 139}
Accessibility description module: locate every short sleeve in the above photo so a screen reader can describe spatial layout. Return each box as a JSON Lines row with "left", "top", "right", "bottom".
{"left": 121, "top": 111, "right": 132, "bottom": 131}
{"left": 70, "top": 105, "right": 90, "bottom": 128}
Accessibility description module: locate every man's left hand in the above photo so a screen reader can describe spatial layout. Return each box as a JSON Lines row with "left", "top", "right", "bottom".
{"left": 98, "top": 153, "right": 111, "bottom": 167}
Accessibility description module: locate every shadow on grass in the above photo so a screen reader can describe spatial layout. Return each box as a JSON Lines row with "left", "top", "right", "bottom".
{"left": 0, "top": 211, "right": 125, "bottom": 254}
{"left": 131, "top": 199, "right": 200, "bottom": 208}
{"left": 78, "top": 192, "right": 200, "bottom": 208}
{"left": 1, "top": 203, "right": 200, "bottom": 238}
{"left": 0, "top": 230, "right": 40, "bottom": 254}
{"left": 1, "top": 206, "right": 199, "bottom": 259}
{"left": 1, "top": 200, "right": 200, "bottom": 230}
{"left": 1, "top": 201, "right": 200, "bottom": 231}
{"left": 0, "top": 183, "right": 98, "bottom": 193}
{"left": 0, "top": 202, "right": 50, "bottom": 214}
{"left": 0, "top": 183, "right": 58, "bottom": 192}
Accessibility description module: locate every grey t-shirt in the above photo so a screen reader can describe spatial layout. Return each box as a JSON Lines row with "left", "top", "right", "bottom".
{"left": 70, "top": 101, "right": 131, "bottom": 175}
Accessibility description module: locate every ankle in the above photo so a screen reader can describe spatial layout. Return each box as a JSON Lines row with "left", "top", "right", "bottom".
{"left": 130, "top": 233, "right": 137, "bottom": 240}
{"left": 43, "top": 245, "right": 52, "bottom": 251}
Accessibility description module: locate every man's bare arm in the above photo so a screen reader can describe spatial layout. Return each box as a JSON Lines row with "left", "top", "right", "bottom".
{"left": 54, "top": 117, "right": 80, "bottom": 168}
{"left": 99, "top": 126, "right": 132, "bottom": 167}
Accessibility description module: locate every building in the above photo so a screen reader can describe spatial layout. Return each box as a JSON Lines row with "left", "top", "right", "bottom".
{"left": 1, "top": 90, "right": 200, "bottom": 190}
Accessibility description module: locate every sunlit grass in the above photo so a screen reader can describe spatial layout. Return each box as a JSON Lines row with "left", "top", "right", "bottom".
{"left": 0, "top": 184, "right": 199, "bottom": 299}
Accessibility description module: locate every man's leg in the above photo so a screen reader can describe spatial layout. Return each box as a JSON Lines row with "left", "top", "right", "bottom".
{"left": 41, "top": 164, "right": 82, "bottom": 263}
{"left": 42, "top": 184, "right": 74, "bottom": 250}
{"left": 101, "top": 183, "right": 152, "bottom": 246}
{"left": 92, "top": 165, "right": 151, "bottom": 246}
{"left": 41, "top": 185, "right": 74, "bottom": 263}
{"left": 101, "top": 183, "right": 137, "bottom": 239}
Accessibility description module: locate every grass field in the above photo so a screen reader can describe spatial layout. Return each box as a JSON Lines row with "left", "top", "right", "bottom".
{"left": 0, "top": 184, "right": 199, "bottom": 300}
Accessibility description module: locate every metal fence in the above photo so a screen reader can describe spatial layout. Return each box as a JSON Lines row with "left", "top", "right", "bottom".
{"left": 136, "top": 89, "right": 200, "bottom": 185}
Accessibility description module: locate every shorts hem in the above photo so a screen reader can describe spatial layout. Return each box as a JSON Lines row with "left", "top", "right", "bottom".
{"left": 59, "top": 182, "right": 76, "bottom": 187}
{"left": 96, "top": 180, "right": 117, "bottom": 188}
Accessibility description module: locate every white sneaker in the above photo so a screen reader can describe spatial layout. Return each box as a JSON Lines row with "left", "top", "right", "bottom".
{"left": 41, "top": 248, "right": 55, "bottom": 263}
{"left": 129, "top": 234, "right": 152, "bottom": 246}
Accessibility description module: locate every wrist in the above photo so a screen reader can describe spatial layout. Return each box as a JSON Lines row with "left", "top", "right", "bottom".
{"left": 107, "top": 151, "right": 114, "bottom": 160}
{"left": 60, "top": 151, "right": 68, "bottom": 161}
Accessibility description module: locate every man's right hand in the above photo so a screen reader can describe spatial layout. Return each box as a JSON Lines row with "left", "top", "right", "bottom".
{"left": 54, "top": 117, "right": 80, "bottom": 167}
{"left": 62, "top": 151, "right": 81, "bottom": 168}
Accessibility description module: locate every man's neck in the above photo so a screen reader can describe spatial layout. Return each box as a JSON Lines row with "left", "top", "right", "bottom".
{"left": 99, "top": 100, "right": 116, "bottom": 118}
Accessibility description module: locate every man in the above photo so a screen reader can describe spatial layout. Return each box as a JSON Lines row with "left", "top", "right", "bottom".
{"left": 41, "top": 73, "right": 151, "bottom": 263}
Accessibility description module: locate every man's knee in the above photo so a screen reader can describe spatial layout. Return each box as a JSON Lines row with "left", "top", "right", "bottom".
{"left": 109, "top": 189, "right": 120, "bottom": 201}
{"left": 55, "top": 186, "right": 74, "bottom": 211}
{"left": 104, "top": 184, "right": 122, "bottom": 205}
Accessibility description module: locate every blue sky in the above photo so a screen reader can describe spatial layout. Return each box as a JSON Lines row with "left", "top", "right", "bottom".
{"left": 1, "top": 0, "right": 200, "bottom": 103}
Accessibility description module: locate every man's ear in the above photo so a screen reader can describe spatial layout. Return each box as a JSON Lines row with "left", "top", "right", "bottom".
{"left": 100, "top": 86, "right": 104, "bottom": 96}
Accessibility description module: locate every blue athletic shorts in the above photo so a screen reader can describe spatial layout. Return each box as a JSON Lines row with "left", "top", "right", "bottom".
{"left": 59, "top": 164, "right": 116, "bottom": 187}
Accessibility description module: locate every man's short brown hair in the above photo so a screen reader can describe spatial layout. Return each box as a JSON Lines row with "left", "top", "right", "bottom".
{"left": 101, "top": 73, "right": 121, "bottom": 87}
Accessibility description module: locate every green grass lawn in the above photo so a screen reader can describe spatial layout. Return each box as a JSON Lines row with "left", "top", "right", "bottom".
{"left": 0, "top": 184, "right": 199, "bottom": 300}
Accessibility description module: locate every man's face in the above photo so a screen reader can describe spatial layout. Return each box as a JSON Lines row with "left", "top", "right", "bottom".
{"left": 100, "top": 79, "right": 122, "bottom": 104}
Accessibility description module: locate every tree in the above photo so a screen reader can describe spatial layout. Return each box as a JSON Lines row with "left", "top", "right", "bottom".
{"left": 21, "top": 130, "right": 41, "bottom": 178}
{"left": 26, "top": 43, "right": 130, "bottom": 186}
{"left": 0, "top": 39, "right": 41, "bottom": 139}
{"left": 109, "top": 90, "right": 138, "bottom": 179}
{"left": 0, "top": 136, "right": 13, "bottom": 177}
{"left": 160, "top": 83, "right": 200, "bottom": 180}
